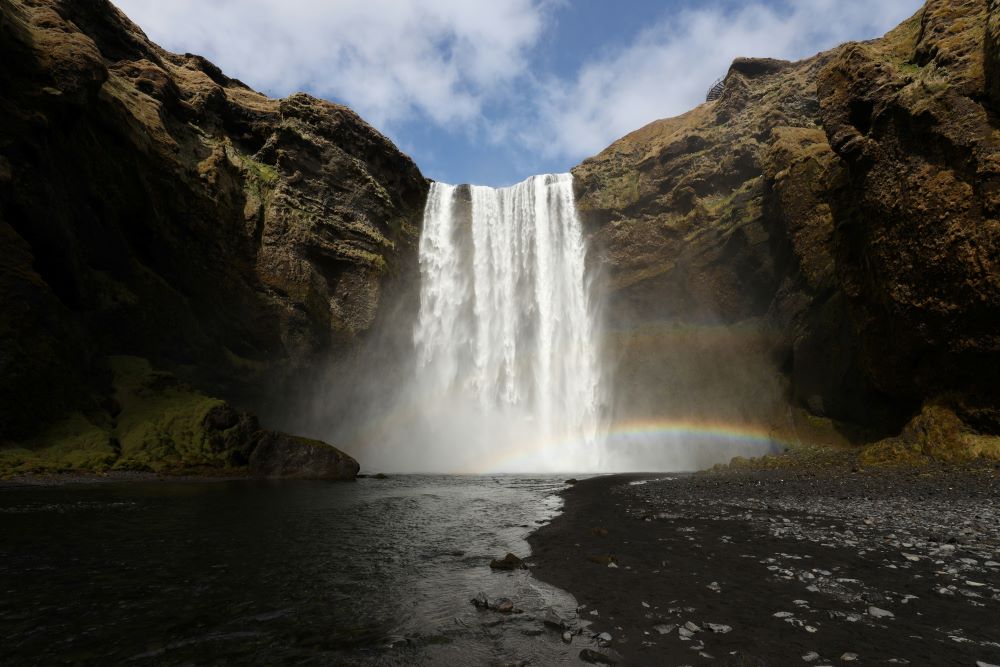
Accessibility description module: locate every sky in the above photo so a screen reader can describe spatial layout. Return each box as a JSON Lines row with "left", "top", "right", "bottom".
{"left": 112, "top": 0, "right": 923, "bottom": 187}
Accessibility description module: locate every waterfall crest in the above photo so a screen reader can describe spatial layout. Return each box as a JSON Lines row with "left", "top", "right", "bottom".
{"left": 411, "top": 174, "right": 604, "bottom": 472}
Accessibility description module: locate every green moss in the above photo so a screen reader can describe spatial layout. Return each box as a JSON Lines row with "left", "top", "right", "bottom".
{"left": 859, "top": 403, "right": 1000, "bottom": 467}
{"left": 0, "top": 356, "right": 253, "bottom": 477}
{"left": 0, "top": 413, "right": 116, "bottom": 475}
{"left": 227, "top": 143, "right": 279, "bottom": 206}
{"left": 110, "top": 356, "right": 229, "bottom": 472}
{"left": 586, "top": 163, "right": 644, "bottom": 210}
{"left": 331, "top": 241, "right": 388, "bottom": 273}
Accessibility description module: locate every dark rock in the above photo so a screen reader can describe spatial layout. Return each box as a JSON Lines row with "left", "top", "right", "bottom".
{"left": 490, "top": 553, "right": 528, "bottom": 570}
{"left": 987, "top": 0, "right": 1000, "bottom": 109}
{"left": 248, "top": 432, "right": 359, "bottom": 480}
{"left": 579, "top": 648, "right": 617, "bottom": 665}
{"left": 542, "top": 608, "right": 566, "bottom": 629}
{"left": 729, "top": 57, "right": 792, "bottom": 78}
{"left": 493, "top": 598, "right": 515, "bottom": 613}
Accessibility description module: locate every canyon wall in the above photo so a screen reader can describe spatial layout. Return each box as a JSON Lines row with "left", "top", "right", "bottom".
{"left": 0, "top": 0, "right": 426, "bottom": 473}
{"left": 575, "top": 0, "right": 999, "bottom": 448}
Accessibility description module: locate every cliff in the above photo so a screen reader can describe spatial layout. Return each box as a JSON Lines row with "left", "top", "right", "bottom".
{"left": 575, "top": 0, "right": 999, "bottom": 457}
{"left": 3, "top": 0, "right": 997, "bottom": 473}
{"left": 0, "top": 0, "right": 427, "bottom": 475}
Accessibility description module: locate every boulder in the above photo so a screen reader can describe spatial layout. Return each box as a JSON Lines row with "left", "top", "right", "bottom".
{"left": 248, "top": 432, "right": 359, "bottom": 480}
{"left": 490, "top": 553, "right": 528, "bottom": 570}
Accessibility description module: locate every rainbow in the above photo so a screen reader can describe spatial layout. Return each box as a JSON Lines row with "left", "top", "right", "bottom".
{"left": 344, "top": 389, "right": 801, "bottom": 473}
{"left": 465, "top": 418, "right": 796, "bottom": 474}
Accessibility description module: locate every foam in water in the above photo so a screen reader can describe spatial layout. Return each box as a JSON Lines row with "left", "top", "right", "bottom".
{"left": 407, "top": 174, "right": 605, "bottom": 472}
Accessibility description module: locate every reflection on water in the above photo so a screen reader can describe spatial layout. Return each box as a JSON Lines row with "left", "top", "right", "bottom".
{"left": 0, "top": 475, "right": 585, "bottom": 664}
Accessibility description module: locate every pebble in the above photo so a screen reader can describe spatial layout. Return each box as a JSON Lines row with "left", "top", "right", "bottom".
{"left": 562, "top": 631, "right": 573, "bottom": 643}
{"left": 653, "top": 624, "right": 676, "bottom": 635}
{"left": 608, "top": 467, "right": 1000, "bottom": 664}
{"left": 704, "top": 623, "right": 732, "bottom": 634}
{"left": 867, "top": 606, "right": 894, "bottom": 619}
{"left": 596, "top": 631, "right": 612, "bottom": 645}
{"left": 542, "top": 609, "right": 565, "bottom": 629}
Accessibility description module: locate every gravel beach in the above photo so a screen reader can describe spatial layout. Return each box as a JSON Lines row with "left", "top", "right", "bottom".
{"left": 528, "top": 465, "right": 1000, "bottom": 666}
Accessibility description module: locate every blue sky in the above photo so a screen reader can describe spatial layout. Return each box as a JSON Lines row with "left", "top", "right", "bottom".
{"left": 113, "top": 0, "right": 922, "bottom": 186}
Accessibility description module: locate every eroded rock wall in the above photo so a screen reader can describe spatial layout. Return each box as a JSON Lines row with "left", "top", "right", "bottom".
{"left": 575, "top": 0, "right": 999, "bottom": 441}
{"left": 0, "top": 0, "right": 428, "bottom": 443}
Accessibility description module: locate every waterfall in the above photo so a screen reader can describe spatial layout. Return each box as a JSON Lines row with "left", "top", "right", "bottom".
{"left": 411, "top": 174, "right": 604, "bottom": 472}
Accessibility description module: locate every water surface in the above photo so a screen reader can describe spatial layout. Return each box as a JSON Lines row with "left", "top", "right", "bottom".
{"left": 0, "top": 475, "right": 584, "bottom": 664}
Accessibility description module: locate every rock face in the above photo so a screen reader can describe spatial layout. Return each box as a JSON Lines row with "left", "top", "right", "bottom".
{"left": 575, "top": 0, "right": 999, "bottom": 443}
{"left": 0, "top": 0, "right": 427, "bottom": 447}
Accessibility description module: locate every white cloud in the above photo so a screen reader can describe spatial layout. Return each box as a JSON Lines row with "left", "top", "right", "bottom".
{"left": 112, "top": 0, "right": 923, "bottom": 174}
{"left": 112, "top": 0, "right": 548, "bottom": 128}
{"left": 526, "top": 0, "right": 924, "bottom": 159}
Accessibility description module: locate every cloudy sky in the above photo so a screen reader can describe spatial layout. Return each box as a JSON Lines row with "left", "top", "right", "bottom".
{"left": 112, "top": 0, "right": 922, "bottom": 186}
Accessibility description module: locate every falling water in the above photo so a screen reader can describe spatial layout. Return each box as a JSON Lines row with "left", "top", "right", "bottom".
{"left": 410, "top": 174, "right": 604, "bottom": 472}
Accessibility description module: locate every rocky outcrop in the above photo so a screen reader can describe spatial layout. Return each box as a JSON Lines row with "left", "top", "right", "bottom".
{"left": 987, "top": 0, "right": 1000, "bottom": 107}
{"left": 0, "top": 0, "right": 427, "bottom": 440}
{"left": 576, "top": 0, "right": 999, "bottom": 445}
{"left": 0, "top": 0, "right": 427, "bottom": 449}
{"left": 818, "top": 0, "right": 999, "bottom": 428}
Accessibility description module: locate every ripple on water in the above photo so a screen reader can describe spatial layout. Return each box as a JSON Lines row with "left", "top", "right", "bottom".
{"left": 0, "top": 475, "right": 584, "bottom": 664}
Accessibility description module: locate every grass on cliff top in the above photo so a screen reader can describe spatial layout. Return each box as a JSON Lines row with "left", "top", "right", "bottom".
{"left": 0, "top": 356, "right": 247, "bottom": 477}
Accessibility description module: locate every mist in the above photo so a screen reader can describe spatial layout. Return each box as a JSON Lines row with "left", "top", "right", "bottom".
{"left": 279, "top": 175, "right": 790, "bottom": 474}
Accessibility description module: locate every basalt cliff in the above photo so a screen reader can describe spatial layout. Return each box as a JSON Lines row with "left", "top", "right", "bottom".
{"left": 0, "top": 0, "right": 427, "bottom": 475}
{"left": 577, "top": 0, "right": 999, "bottom": 461}
{"left": 1, "top": 0, "right": 998, "bottom": 475}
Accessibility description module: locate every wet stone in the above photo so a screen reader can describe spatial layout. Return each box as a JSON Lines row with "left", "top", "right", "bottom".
{"left": 579, "top": 648, "right": 616, "bottom": 665}
{"left": 490, "top": 553, "right": 527, "bottom": 570}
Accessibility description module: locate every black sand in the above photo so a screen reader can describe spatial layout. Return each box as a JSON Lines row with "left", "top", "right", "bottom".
{"left": 528, "top": 467, "right": 1000, "bottom": 666}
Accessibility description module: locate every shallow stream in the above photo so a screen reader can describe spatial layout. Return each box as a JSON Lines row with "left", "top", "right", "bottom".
{"left": 0, "top": 475, "right": 586, "bottom": 664}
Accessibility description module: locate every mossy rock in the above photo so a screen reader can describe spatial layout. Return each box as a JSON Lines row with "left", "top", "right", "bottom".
{"left": 0, "top": 356, "right": 260, "bottom": 476}
{"left": 0, "top": 412, "right": 117, "bottom": 475}
{"left": 110, "top": 356, "right": 237, "bottom": 471}
{"left": 860, "top": 403, "right": 1000, "bottom": 467}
